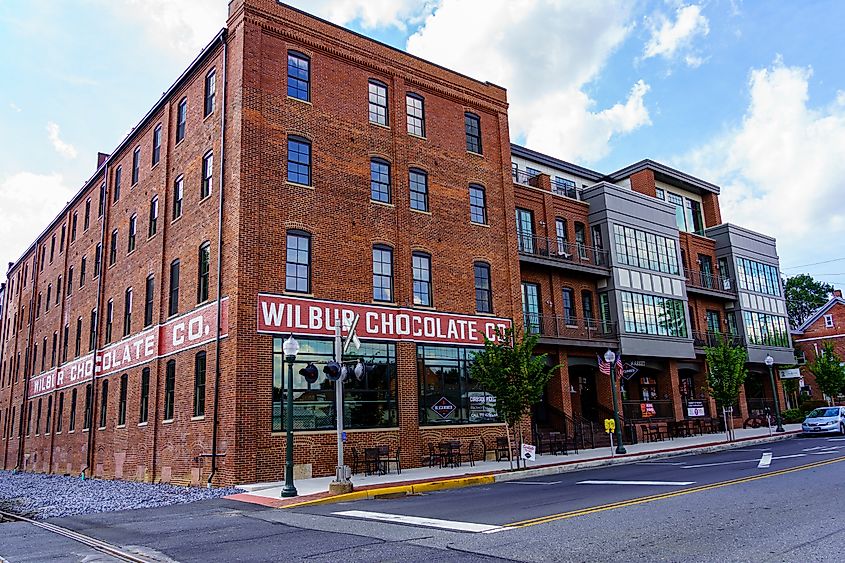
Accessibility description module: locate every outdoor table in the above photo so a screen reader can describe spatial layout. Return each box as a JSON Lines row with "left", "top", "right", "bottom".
{"left": 438, "top": 441, "right": 462, "bottom": 468}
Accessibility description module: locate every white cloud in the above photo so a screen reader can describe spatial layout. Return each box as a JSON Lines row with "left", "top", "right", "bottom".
{"left": 287, "top": 0, "right": 437, "bottom": 30}
{"left": 643, "top": 4, "right": 709, "bottom": 66}
{"left": 46, "top": 122, "right": 78, "bottom": 159}
{"left": 677, "top": 59, "right": 845, "bottom": 281}
{"left": 407, "top": 0, "right": 650, "bottom": 163}
{"left": 9, "top": 103, "right": 21, "bottom": 113}
{"left": 0, "top": 172, "right": 76, "bottom": 269}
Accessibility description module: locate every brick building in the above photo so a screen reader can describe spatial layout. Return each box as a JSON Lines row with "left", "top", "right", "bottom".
{"left": 792, "top": 290, "right": 845, "bottom": 402}
{"left": 0, "top": 1, "right": 794, "bottom": 487}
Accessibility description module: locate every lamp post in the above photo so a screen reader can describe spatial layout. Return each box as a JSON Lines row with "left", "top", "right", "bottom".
{"left": 765, "top": 354, "right": 785, "bottom": 433}
{"left": 604, "top": 349, "right": 627, "bottom": 454}
{"left": 281, "top": 335, "right": 300, "bottom": 497}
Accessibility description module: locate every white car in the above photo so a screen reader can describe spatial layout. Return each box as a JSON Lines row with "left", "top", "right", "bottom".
{"left": 802, "top": 407, "right": 845, "bottom": 435}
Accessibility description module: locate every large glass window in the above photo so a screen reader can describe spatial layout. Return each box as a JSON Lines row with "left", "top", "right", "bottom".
{"left": 474, "top": 262, "right": 492, "bottom": 313}
{"left": 469, "top": 184, "right": 487, "bottom": 224}
{"left": 620, "top": 291, "right": 688, "bottom": 338}
{"left": 287, "top": 136, "right": 311, "bottom": 185}
{"left": 522, "top": 282, "right": 540, "bottom": 334}
{"left": 368, "top": 80, "right": 388, "bottom": 126}
{"left": 286, "top": 231, "right": 311, "bottom": 293}
{"left": 613, "top": 224, "right": 679, "bottom": 275}
{"left": 287, "top": 52, "right": 310, "bottom": 101}
{"left": 743, "top": 312, "right": 789, "bottom": 347}
{"left": 465, "top": 113, "right": 482, "bottom": 154}
{"left": 272, "top": 338, "right": 397, "bottom": 431}
{"left": 735, "top": 257, "right": 781, "bottom": 296}
{"left": 372, "top": 245, "right": 393, "bottom": 302}
{"left": 516, "top": 208, "right": 534, "bottom": 253}
{"left": 409, "top": 168, "right": 428, "bottom": 212}
{"left": 666, "top": 191, "right": 704, "bottom": 234}
{"left": 370, "top": 158, "right": 391, "bottom": 203}
{"left": 418, "top": 345, "right": 498, "bottom": 425}
{"left": 406, "top": 93, "right": 425, "bottom": 137}
{"left": 412, "top": 252, "right": 432, "bottom": 306}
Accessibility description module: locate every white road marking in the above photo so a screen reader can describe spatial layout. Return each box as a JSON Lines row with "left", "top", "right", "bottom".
{"left": 634, "top": 462, "right": 684, "bottom": 466}
{"left": 827, "top": 438, "right": 845, "bottom": 441}
{"left": 507, "top": 481, "right": 562, "bottom": 485}
{"left": 757, "top": 452, "right": 773, "bottom": 468}
{"left": 332, "top": 510, "right": 503, "bottom": 533}
{"left": 682, "top": 454, "right": 806, "bottom": 469}
{"left": 576, "top": 480, "right": 694, "bottom": 486}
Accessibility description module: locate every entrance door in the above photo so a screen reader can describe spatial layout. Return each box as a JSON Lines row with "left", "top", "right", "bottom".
{"left": 579, "top": 372, "right": 599, "bottom": 422}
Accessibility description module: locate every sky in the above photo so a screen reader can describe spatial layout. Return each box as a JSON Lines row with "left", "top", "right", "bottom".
{"left": 1, "top": 0, "right": 844, "bottom": 291}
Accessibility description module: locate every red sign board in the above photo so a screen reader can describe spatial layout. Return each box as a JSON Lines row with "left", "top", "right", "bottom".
{"left": 257, "top": 294, "right": 511, "bottom": 345}
{"left": 28, "top": 298, "right": 229, "bottom": 399}
{"left": 431, "top": 397, "right": 457, "bottom": 419}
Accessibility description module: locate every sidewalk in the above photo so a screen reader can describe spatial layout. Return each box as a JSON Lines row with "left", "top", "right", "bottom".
{"left": 228, "top": 423, "right": 802, "bottom": 508}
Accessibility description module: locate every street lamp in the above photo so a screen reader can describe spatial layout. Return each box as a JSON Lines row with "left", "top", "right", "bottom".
{"left": 604, "top": 349, "right": 627, "bottom": 454}
{"left": 281, "top": 335, "right": 300, "bottom": 497}
{"left": 765, "top": 354, "right": 785, "bottom": 433}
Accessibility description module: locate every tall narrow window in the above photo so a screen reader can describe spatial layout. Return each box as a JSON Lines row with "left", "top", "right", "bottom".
{"left": 59, "top": 226, "right": 65, "bottom": 252}
{"left": 75, "top": 317, "right": 82, "bottom": 357}
{"left": 51, "top": 331, "right": 57, "bottom": 367}
{"left": 67, "top": 267, "right": 74, "bottom": 296}
{"left": 46, "top": 396, "right": 52, "bottom": 433}
{"left": 465, "top": 112, "right": 482, "bottom": 154}
{"left": 469, "top": 184, "right": 487, "bottom": 224}
{"left": 123, "top": 288, "right": 132, "bottom": 337}
{"left": 118, "top": 373, "right": 127, "bottom": 426}
{"left": 83, "top": 384, "right": 92, "bottom": 430}
{"left": 582, "top": 290, "right": 595, "bottom": 326}
{"left": 197, "top": 242, "right": 210, "bottom": 303}
{"left": 285, "top": 231, "right": 310, "bottom": 293}
{"left": 105, "top": 299, "right": 113, "bottom": 344}
{"left": 164, "top": 360, "right": 176, "bottom": 421}
{"left": 152, "top": 124, "right": 162, "bottom": 165}
{"left": 370, "top": 158, "right": 391, "bottom": 203}
{"left": 406, "top": 93, "right": 425, "bottom": 137}
{"left": 128, "top": 214, "right": 137, "bottom": 252}
{"left": 287, "top": 51, "right": 310, "bottom": 101}
{"left": 368, "top": 80, "right": 388, "bottom": 125}
{"left": 50, "top": 234, "right": 56, "bottom": 261}
{"left": 98, "top": 380, "right": 108, "bottom": 429}
{"left": 113, "top": 166, "right": 122, "bottom": 202}
{"left": 89, "top": 308, "right": 97, "bottom": 351}
{"left": 412, "top": 252, "right": 432, "bottom": 306}
{"left": 56, "top": 392, "right": 64, "bottom": 433}
{"left": 562, "top": 287, "right": 576, "bottom": 325}
{"left": 62, "top": 323, "right": 69, "bottom": 362}
{"left": 287, "top": 136, "right": 311, "bottom": 185}
{"left": 204, "top": 69, "right": 216, "bottom": 117}
{"left": 149, "top": 197, "right": 158, "bottom": 237}
{"left": 194, "top": 351, "right": 206, "bottom": 417}
{"left": 522, "top": 282, "right": 541, "bottom": 334}
{"left": 109, "top": 229, "right": 118, "bottom": 265}
{"left": 71, "top": 212, "right": 78, "bottom": 242}
{"left": 176, "top": 97, "right": 187, "bottom": 143}
{"left": 474, "top": 262, "right": 492, "bottom": 313}
{"left": 139, "top": 368, "right": 150, "bottom": 424}
{"left": 409, "top": 168, "right": 429, "bottom": 212}
{"left": 98, "top": 182, "right": 106, "bottom": 217}
{"left": 83, "top": 199, "right": 91, "bottom": 230}
{"left": 575, "top": 222, "right": 587, "bottom": 259}
{"left": 555, "top": 218, "right": 569, "bottom": 255}
{"left": 41, "top": 337, "right": 47, "bottom": 372}
{"left": 94, "top": 243, "right": 102, "bottom": 277}
{"left": 46, "top": 285, "right": 51, "bottom": 311}
{"left": 144, "top": 275, "right": 154, "bottom": 327}
{"left": 372, "top": 245, "right": 393, "bottom": 302}
{"left": 169, "top": 260, "right": 180, "bottom": 316}
{"left": 132, "top": 146, "right": 140, "bottom": 185}
{"left": 69, "top": 388, "right": 77, "bottom": 431}
{"left": 201, "top": 151, "right": 213, "bottom": 199}
{"left": 516, "top": 208, "right": 535, "bottom": 253}
{"left": 80, "top": 256, "right": 86, "bottom": 287}
{"left": 173, "top": 176, "right": 184, "bottom": 219}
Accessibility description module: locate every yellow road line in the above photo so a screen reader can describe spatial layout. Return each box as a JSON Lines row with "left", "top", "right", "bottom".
{"left": 504, "top": 455, "right": 845, "bottom": 530}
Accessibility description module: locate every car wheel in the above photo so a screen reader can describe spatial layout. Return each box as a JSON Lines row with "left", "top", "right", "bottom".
{"left": 840, "top": 423, "right": 845, "bottom": 436}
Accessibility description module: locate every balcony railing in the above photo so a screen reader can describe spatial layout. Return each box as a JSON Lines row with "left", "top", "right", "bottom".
{"left": 512, "top": 169, "right": 582, "bottom": 201}
{"left": 550, "top": 178, "right": 579, "bottom": 199}
{"left": 524, "top": 314, "right": 618, "bottom": 342}
{"left": 513, "top": 169, "right": 540, "bottom": 187}
{"left": 692, "top": 330, "right": 745, "bottom": 348}
{"left": 518, "top": 234, "right": 610, "bottom": 269}
{"left": 685, "top": 269, "right": 735, "bottom": 294}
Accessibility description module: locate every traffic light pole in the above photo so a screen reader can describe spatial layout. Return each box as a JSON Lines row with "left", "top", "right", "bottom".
{"left": 330, "top": 314, "right": 353, "bottom": 494}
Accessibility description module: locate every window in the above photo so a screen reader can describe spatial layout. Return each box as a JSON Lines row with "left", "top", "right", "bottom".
{"left": 176, "top": 97, "right": 187, "bottom": 143}
{"left": 144, "top": 275, "right": 155, "bottom": 327}
{"left": 620, "top": 291, "right": 688, "bottom": 338}
{"left": 521, "top": 282, "right": 541, "bottom": 334}
{"left": 372, "top": 245, "right": 393, "bottom": 302}
{"left": 706, "top": 310, "right": 721, "bottom": 334}
{"left": 80, "top": 256, "right": 86, "bottom": 287}
{"left": 370, "top": 158, "right": 391, "bottom": 203}
{"left": 83, "top": 384, "right": 92, "bottom": 430}
{"left": 99, "top": 380, "right": 108, "bottom": 429}
{"left": 201, "top": 151, "right": 213, "bottom": 199}
{"left": 59, "top": 226, "right": 64, "bottom": 253}
{"left": 412, "top": 252, "right": 432, "bottom": 306}
{"left": 69, "top": 388, "right": 77, "bottom": 432}
{"left": 555, "top": 218, "right": 569, "bottom": 255}
{"left": 105, "top": 299, "right": 113, "bottom": 344}
{"left": 742, "top": 311, "right": 789, "bottom": 347}
{"left": 71, "top": 212, "right": 78, "bottom": 242}
{"left": 148, "top": 197, "right": 158, "bottom": 237}
{"left": 164, "top": 360, "right": 176, "bottom": 421}
{"left": 197, "top": 242, "right": 210, "bottom": 303}
{"left": 469, "top": 184, "right": 487, "bottom": 224}
{"left": 368, "top": 80, "right": 388, "bottom": 125}
{"left": 123, "top": 288, "right": 132, "bottom": 337}
{"left": 139, "top": 368, "right": 150, "bottom": 424}
{"left": 89, "top": 308, "right": 97, "bottom": 351}
{"left": 667, "top": 192, "right": 686, "bottom": 232}
{"left": 409, "top": 169, "right": 429, "bottom": 212}
{"left": 685, "top": 198, "right": 704, "bottom": 235}
{"left": 99, "top": 182, "right": 106, "bottom": 217}
{"left": 152, "top": 124, "right": 162, "bottom": 165}
{"left": 406, "top": 93, "right": 425, "bottom": 137}
{"left": 67, "top": 267, "right": 73, "bottom": 297}
{"left": 50, "top": 235, "right": 56, "bottom": 262}
{"left": 169, "top": 260, "right": 180, "bottom": 316}
{"left": 655, "top": 187, "right": 665, "bottom": 200}
{"left": 516, "top": 208, "right": 534, "bottom": 253}
{"left": 204, "top": 69, "right": 216, "bottom": 117}
{"left": 575, "top": 222, "right": 587, "bottom": 259}
{"left": 26, "top": 402, "right": 32, "bottom": 436}
{"left": 194, "top": 351, "right": 206, "bottom": 417}
{"left": 173, "top": 176, "right": 184, "bottom": 219}
{"left": 51, "top": 331, "right": 57, "bottom": 367}
{"left": 612, "top": 224, "right": 679, "bottom": 275}
{"left": 56, "top": 393, "right": 64, "bottom": 433}
{"left": 287, "top": 136, "right": 311, "bottom": 185}
{"left": 562, "top": 288, "right": 576, "bottom": 326}
{"left": 735, "top": 257, "right": 781, "bottom": 296}
{"left": 94, "top": 243, "right": 102, "bottom": 277}
{"left": 287, "top": 52, "right": 310, "bottom": 101}
{"left": 417, "top": 345, "right": 497, "bottom": 425}
{"left": 113, "top": 166, "right": 122, "bottom": 202}
{"left": 132, "top": 146, "right": 140, "bottom": 185}
{"left": 62, "top": 323, "right": 69, "bottom": 363}
{"left": 582, "top": 291, "right": 595, "bottom": 325}
{"left": 824, "top": 314, "right": 834, "bottom": 328}
{"left": 118, "top": 373, "right": 127, "bottom": 426}
{"left": 474, "top": 262, "right": 492, "bottom": 313}
{"left": 128, "top": 215, "right": 137, "bottom": 252}
{"left": 285, "top": 231, "right": 311, "bottom": 293}
{"left": 36, "top": 399, "right": 42, "bottom": 435}
{"left": 75, "top": 317, "right": 82, "bottom": 357}
{"left": 109, "top": 229, "right": 118, "bottom": 266}
{"left": 46, "top": 285, "right": 51, "bottom": 312}
{"left": 83, "top": 199, "right": 91, "bottom": 230}
{"left": 465, "top": 113, "right": 482, "bottom": 154}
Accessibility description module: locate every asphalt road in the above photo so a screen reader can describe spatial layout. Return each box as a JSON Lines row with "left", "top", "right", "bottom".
{"left": 2, "top": 435, "right": 844, "bottom": 562}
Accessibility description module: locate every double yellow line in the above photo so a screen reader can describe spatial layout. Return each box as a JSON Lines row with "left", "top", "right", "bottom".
{"left": 502, "top": 455, "right": 845, "bottom": 530}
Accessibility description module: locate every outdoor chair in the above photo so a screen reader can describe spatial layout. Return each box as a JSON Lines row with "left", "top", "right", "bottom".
{"left": 495, "top": 437, "right": 511, "bottom": 461}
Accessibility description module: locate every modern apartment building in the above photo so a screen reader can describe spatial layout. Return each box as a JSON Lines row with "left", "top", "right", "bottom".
{"left": 0, "top": 1, "right": 793, "bottom": 487}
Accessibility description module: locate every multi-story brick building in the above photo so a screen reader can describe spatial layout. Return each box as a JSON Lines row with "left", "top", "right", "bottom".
{"left": 792, "top": 290, "right": 845, "bottom": 402}
{"left": 0, "top": 1, "right": 794, "bottom": 487}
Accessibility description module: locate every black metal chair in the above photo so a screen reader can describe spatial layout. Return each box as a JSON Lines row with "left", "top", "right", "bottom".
{"left": 495, "top": 437, "right": 510, "bottom": 461}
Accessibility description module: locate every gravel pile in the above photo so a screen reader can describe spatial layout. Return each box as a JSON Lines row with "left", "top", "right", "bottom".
{"left": 0, "top": 471, "right": 243, "bottom": 520}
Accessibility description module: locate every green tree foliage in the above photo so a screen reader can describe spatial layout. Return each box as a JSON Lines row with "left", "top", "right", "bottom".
{"left": 785, "top": 274, "right": 833, "bottom": 328}
{"left": 705, "top": 334, "right": 748, "bottom": 407}
{"left": 807, "top": 342, "right": 845, "bottom": 401}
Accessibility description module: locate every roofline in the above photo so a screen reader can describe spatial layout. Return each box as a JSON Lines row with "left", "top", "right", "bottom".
{"left": 510, "top": 144, "right": 604, "bottom": 181}
{"left": 606, "top": 159, "right": 721, "bottom": 195}
{"left": 796, "top": 296, "right": 845, "bottom": 332}
{"left": 6, "top": 28, "right": 227, "bottom": 276}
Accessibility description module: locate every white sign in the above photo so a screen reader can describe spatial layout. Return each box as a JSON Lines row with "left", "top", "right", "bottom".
{"left": 779, "top": 368, "right": 801, "bottom": 379}
{"left": 521, "top": 443, "right": 536, "bottom": 462}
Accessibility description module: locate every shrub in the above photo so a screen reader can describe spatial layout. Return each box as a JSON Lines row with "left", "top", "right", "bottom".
{"left": 781, "top": 408, "right": 804, "bottom": 424}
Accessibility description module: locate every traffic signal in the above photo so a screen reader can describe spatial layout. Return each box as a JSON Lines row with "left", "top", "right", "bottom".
{"left": 323, "top": 361, "right": 342, "bottom": 381}
{"left": 299, "top": 363, "right": 319, "bottom": 385}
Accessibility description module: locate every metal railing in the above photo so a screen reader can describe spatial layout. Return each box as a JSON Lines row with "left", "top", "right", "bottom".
{"left": 512, "top": 169, "right": 583, "bottom": 201}
{"left": 685, "top": 269, "right": 735, "bottom": 293}
{"left": 517, "top": 234, "right": 610, "bottom": 268}
{"left": 550, "top": 178, "right": 579, "bottom": 199}
{"left": 524, "top": 314, "right": 618, "bottom": 341}
{"left": 512, "top": 169, "right": 540, "bottom": 187}
{"left": 692, "top": 330, "right": 745, "bottom": 348}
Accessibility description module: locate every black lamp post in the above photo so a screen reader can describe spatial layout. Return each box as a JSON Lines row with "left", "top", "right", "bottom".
{"left": 604, "top": 349, "right": 627, "bottom": 454}
{"left": 281, "top": 335, "right": 300, "bottom": 497}
{"left": 765, "top": 354, "right": 785, "bottom": 433}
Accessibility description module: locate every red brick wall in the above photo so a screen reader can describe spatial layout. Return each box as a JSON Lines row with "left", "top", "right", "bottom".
{"left": 629, "top": 169, "right": 656, "bottom": 198}
{"left": 794, "top": 301, "right": 845, "bottom": 401}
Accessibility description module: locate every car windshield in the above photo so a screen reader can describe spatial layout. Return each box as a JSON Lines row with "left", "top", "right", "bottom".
{"left": 807, "top": 408, "right": 840, "bottom": 418}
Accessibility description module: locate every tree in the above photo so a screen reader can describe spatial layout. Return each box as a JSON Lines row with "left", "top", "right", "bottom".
{"left": 785, "top": 274, "right": 833, "bottom": 328}
{"left": 705, "top": 334, "right": 748, "bottom": 441}
{"left": 807, "top": 342, "right": 845, "bottom": 404}
{"left": 470, "top": 328, "right": 558, "bottom": 470}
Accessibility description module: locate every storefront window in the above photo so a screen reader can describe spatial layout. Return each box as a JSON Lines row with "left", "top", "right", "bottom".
{"left": 418, "top": 345, "right": 499, "bottom": 425}
{"left": 272, "top": 337, "right": 397, "bottom": 431}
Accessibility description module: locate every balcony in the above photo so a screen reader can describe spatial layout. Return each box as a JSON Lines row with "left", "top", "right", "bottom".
{"left": 524, "top": 314, "right": 618, "bottom": 347}
{"left": 518, "top": 235, "right": 610, "bottom": 276}
{"left": 513, "top": 170, "right": 582, "bottom": 201}
{"left": 692, "top": 330, "right": 745, "bottom": 350}
{"left": 684, "top": 269, "right": 736, "bottom": 299}
{"left": 513, "top": 168, "right": 540, "bottom": 187}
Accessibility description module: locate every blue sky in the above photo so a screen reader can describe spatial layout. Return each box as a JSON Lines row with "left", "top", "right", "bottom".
{"left": 1, "top": 0, "right": 844, "bottom": 290}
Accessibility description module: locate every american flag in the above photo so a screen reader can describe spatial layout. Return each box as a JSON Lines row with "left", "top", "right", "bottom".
{"left": 597, "top": 354, "right": 611, "bottom": 375}
{"left": 615, "top": 354, "right": 624, "bottom": 379}
{"left": 597, "top": 354, "right": 624, "bottom": 378}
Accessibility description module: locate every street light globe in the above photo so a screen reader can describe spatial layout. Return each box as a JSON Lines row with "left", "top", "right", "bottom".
{"left": 283, "top": 335, "right": 300, "bottom": 358}
{"left": 604, "top": 349, "right": 616, "bottom": 364}
{"left": 764, "top": 354, "right": 774, "bottom": 367}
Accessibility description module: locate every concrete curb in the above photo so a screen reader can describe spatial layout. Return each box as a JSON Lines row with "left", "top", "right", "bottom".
{"left": 279, "top": 430, "right": 800, "bottom": 509}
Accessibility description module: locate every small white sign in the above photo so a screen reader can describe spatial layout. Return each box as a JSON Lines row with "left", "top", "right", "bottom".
{"left": 521, "top": 443, "right": 536, "bottom": 462}
{"left": 779, "top": 368, "right": 801, "bottom": 379}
